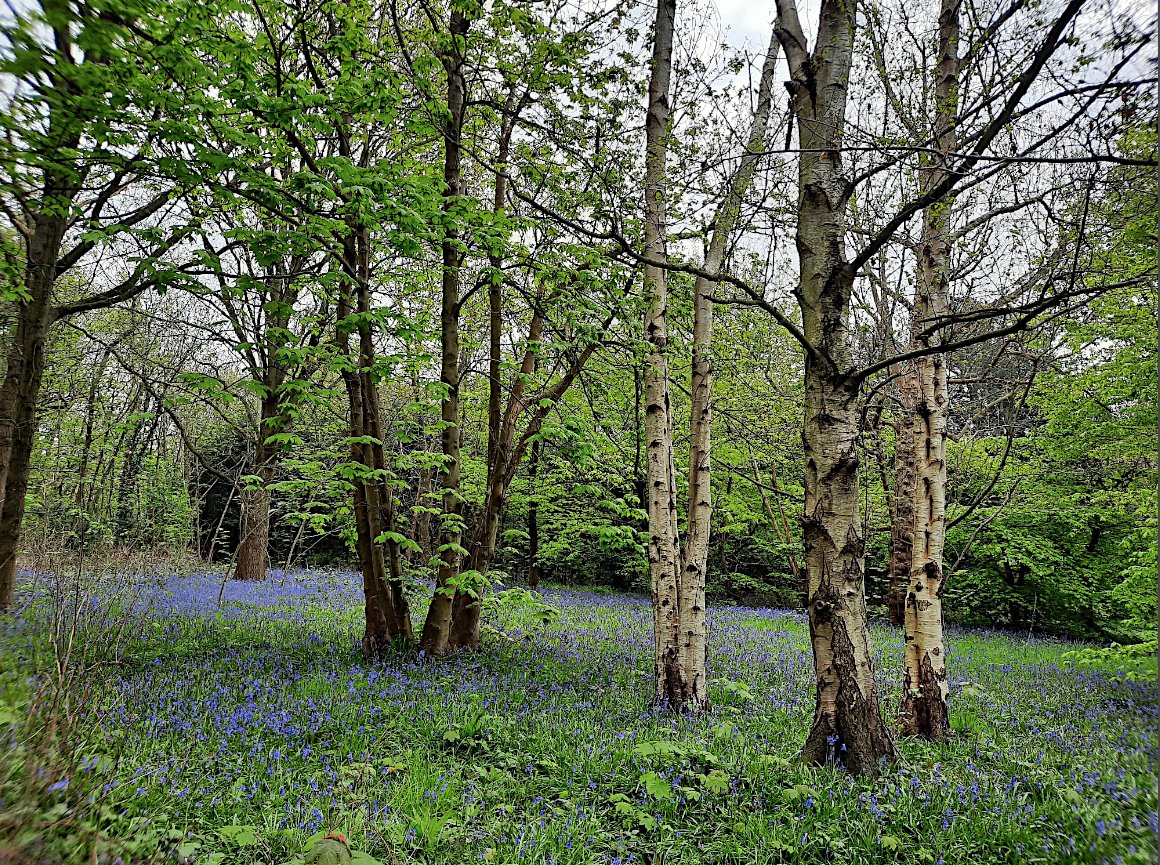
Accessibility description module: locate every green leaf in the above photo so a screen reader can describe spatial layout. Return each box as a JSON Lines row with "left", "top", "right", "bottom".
{"left": 640, "top": 771, "right": 672, "bottom": 801}
{"left": 699, "top": 769, "right": 730, "bottom": 794}
{"left": 633, "top": 739, "right": 684, "bottom": 758}
{"left": 879, "top": 835, "right": 903, "bottom": 852}
{"left": 218, "top": 825, "right": 259, "bottom": 847}
{"left": 351, "top": 853, "right": 387, "bottom": 865}
{"left": 612, "top": 799, "right": 636, "bottom": 817}
{"left": 374, "top": 531, "right": 421, "bottom": 552}
{"left": 956, "top": 682, "right": 983, "bottom": 699}
{"left": 781, "top": 784, "right": 816, "bottom": 803}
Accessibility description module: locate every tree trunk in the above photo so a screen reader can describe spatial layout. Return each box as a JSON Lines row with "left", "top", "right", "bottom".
{"left": 886, "top": 373, "right": 918, "bottom": 625}
{"left": 0, "top": 207, "right": 69, "bottom": 611}
{"left": 899, "top": 0, "right": 959, "bottom": 740}
{"left": 419, "top": 8, "right": 470, "bottom": 656}
{"left": 234, "top": 480, "right": 272, "bottom": 582}
{"left": 447, "top": 499, "right": 502, "bottom": 649}
{"left": 682, "top": 29, "right": 782, "bottom": 712}
{"left": 446, "top": 294, "right": 557, "bottom": 647}
{"left": 235, "top": 398, "right": 278, "bottom": 582}
{"left": 526, "top": 439, "right": 541, "bottom": 589}
{"left": 775, "top": 0, "right": 896, "bottom": 775}
{"left": 113, "top": 391, "right": 161, "bottom": 544}
{"left": 235, "top": 261, "right": 298, "bottom": 583}
{"left": 0, "top": 313, "right": 51, "bottom": 610}
{"left": 899, "top": 349, "right": 950, "bottom": 738}
{"left": 446, "top": 288, "right": 598, "bottom": 649}
{"left": 444, "top": 83, "right": 524, "bottom": 651}
{"left": 798, "top": 369, "right": 896, "bottom": 775}
{"left": 71, "top": 346, "right": 110, "bottom": 545}
{"left": 338, "top": 230, "right": 413, "bottom": 657}
{"left": 642, "top": 0, "right": 686, "bottom": 708}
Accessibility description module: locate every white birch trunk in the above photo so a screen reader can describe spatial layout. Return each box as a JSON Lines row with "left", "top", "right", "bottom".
{"left": 682, "top": 31, "right": 783, "bottom": 710}
{"left": 775, "top": 0, "right": 896, "bottom": 775}
{"left": 642, "top": 0, "right": 686, "bottom": 707}
{"left": 899, "top": 0, "right": 959, "bottom": 739}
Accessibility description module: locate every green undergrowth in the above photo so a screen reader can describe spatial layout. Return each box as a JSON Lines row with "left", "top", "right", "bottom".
{"left": 1, "top": 572, "right": 1155, "bottom": 865}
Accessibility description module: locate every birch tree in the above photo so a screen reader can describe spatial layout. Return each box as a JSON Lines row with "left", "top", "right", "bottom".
{"left": 681, "top": 28, "right": 784, "bottom": 711}
{"left": 641, "top": 0, "right": 687, "bottom": 707}
{"left": 862, "top": 0, "right": 1142, "bottom": 737}
{"left": 773, "top": 0, "right": 898, "bottom": 774}
{"left": 896, "top": 0, "right": 959, "bottom": 740}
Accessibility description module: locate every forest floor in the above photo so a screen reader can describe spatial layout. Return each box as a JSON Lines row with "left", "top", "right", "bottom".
{"left": 1, "top": 570, "right": 1156, "bottom": 865}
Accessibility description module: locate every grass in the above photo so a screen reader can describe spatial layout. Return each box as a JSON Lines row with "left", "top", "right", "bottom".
{"left": 1, "top": 569, "right": 1156, "bottom": 865}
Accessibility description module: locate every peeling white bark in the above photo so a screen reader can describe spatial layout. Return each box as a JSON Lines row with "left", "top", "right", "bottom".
{"left": 899, "top": 0, "right": 958, "bottom": 741}
{"left": 682, "top": 31, "right": 783, "bottom": 711}
{"left": 643, "top": 0, "right": 686, "bottom": 708}
{"left": 775, "top": 0, "right": 896, "bottom": 775}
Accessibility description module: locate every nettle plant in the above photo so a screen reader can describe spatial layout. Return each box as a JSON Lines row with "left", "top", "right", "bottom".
{"left": 608, "top": 739, "right": 732, "bottom": 833}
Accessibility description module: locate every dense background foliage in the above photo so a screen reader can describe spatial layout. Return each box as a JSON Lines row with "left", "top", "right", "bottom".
{"left": 17, "top": 235, "right": 1156, "bottom": 640}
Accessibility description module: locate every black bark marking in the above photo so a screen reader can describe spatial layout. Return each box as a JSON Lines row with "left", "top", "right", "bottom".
{"left": 840, "top": 524, "right": 864, "bottom": 559}
{"left": 801, "top": 607, "right": 896, "bottom": 776}
{"left": 899, "top": 648, "right": 950, "bottom": 741}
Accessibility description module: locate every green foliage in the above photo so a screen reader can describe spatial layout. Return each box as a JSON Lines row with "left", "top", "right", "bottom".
{"left": 1063, "top": 640, "right": 1158, "bottom": 682}
{"left": 942, "top": 125, "right": 1157, "bottom": 642}
{"left": 218, "top": 825, "right": 260, "bottom": 847}
{"left": 441, "top": 703, "right": 494, "bottom": 753}
{"left": 481, "top": 586, "right": 560, "bottom": 637}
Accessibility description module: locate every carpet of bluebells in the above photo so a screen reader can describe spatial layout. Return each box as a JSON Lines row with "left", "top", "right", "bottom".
{"left": 1, "top": 569, "right": 1157, "bottom": 865}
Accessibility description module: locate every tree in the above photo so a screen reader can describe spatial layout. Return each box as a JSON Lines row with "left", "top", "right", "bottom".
{"left": 640, "top": 0, "right": 686, "bottom": 707}
{"left": 860, "top": 0, "right": 1153, "bottom": 738}
{"left": 182, "top": 0, "right": 445, "bottom": 652}
{"left": 773, "top": 0, "right": 898, "bottom": 775}
{"left": 681, "top": 27, "right": 783, "bottom": 712}
{"left": 193, "top": 226, "right": 326, "bottom": 582}
{"left": 419, "top": 5, "right": 470, "bottom": 656}
{"left": 418, "top": 0, "right": 635, "bottom": 654}
{"left": 762, "top": 0, "right": 1142, "bottom": 767}
{"left": 896, "top": 0, "right": 960, "bottom": 741}
{"left": 0, "top": 0, "right": 198, "bottom": 609}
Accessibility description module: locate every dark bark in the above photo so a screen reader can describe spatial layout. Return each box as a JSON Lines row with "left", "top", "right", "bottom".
{"left": 233, "top": 262, "right": 299, "bottom": 583}
{"left": 419, "top": 8, "right": 470, "bottom": 655}
{"left": 445, "top": 301, "right": 598, "bottom": 649}
{"left": 70, "top": 346, "right": 110, "bottom": 543}
{"left": 444, "top": 81, "right": 524, "bottom": 651}
{"left": 0, "top": 203, "right": 70, "bottom": 610}
{"left": 338, "top": 230, "right": 414, "bottom": 656}
{"left": 526, "top": 439, "right": 541, "bottom": 589}
{"left": 899, "top": 588, "right": 951, "bottom": 740}
{"left": 800, "top": 575, "right": 898, "bottom": 775}
{"left": 234, "top": 396, "right": 281, "bottom": 582}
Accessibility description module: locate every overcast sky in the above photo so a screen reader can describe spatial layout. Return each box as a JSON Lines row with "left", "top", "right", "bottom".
{"left": 715, "top": 0, "right": 774, "bottom": 47}
{"left": 711, "top": 0, "right": 1156, "bottom": 54}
